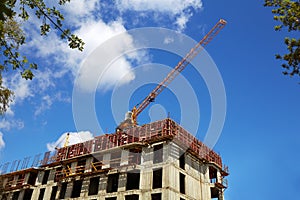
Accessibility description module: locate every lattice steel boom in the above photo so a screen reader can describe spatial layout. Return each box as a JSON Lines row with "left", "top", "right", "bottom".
{"left": 131, "top": 19, "right": 227, "bottom": 125}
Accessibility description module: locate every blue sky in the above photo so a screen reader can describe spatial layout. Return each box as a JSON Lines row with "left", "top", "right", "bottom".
{"left": 1, "top": 0, "right": 300, "bottom": 199}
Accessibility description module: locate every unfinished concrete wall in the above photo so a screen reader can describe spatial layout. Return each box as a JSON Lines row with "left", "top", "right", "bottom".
{"left": 0, "top": 139, "right": 227, "bottom": 200}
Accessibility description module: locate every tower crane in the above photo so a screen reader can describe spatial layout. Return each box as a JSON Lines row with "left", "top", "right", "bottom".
{"left": 117, "top": 19, "right": 227, "bottom": 130}
{"left": 64, "top": 133, "right": 70, "bottom": 147}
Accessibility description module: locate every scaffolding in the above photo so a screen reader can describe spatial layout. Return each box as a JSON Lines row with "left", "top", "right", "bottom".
{"left": 0, "top": 118, "right": 227, "bottom": 176}
{"left": 1, "top": 168, "right": 39, "bottom": 191}
{"left": 53, "top": 153, "right": 138, "bottom": 181}
{"left": 54, "top": 118, "right": 223, "bottom": 168}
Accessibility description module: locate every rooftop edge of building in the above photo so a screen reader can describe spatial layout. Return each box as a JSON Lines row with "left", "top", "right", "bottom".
{"left": 0, "top": 118, "right": 229, "bottom": 176}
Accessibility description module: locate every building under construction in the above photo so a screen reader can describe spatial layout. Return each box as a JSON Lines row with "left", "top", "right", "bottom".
{"left": 0, "top": 19, "right": 229, "bottom": 200}
{"left": 0, "top": 118, "right": 228, "bottom": 200}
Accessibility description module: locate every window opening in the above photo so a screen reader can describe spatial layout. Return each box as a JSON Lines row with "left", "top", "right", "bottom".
{"left": 125, "top": 194, "right": 139, "bottom": 200}
{"left": 50, "top": 186, "right": 58, "bottom": 200}
{"left": 179, "top": 151, "right": 185, "bottom": 169}
{"left": 23, "top": 189, "right": 33, "bottom": 200}
{"left": 88, "top": 176, "right": 100, "bottom": 196}
{"left": 105, "top": 197, "right": 117, "bottom": 200}
{"left": 209, "top": 166, "right": 218, "bottom": 183}
{"left": 106, "top": 173, "right": 119, "bottom": 193}
{"left": 16, "top": 174, "right": 25, "bottom": 186}
{"left": 129, "top": 148, "right": 142, "bottom": 165}
{"left": 55, "top": 167, "right": 63, "bottom": 182}
{"left": 110, "top": 151, "right": 121, "bottom": 168}
{"left": 59, "top": 182, "right": 68, "bottom": 199}
{"left": 1, "top": 193, "right": 8, "bottom": 200}
{"left": 180, "top": 173, "right": 185, "bottom": 194}
{"left": 210, "top": 187, "right": 220, "bottom": 199}
{"left": 152, "top": 168, "right": 162, "bottom": 189}
{"left": 12, "top": 191, "right": 20, "bottom": 200}
{"left": 28, "top": 172, "right": 37, "bottom": 185}
{"left": 153, "top": 144, "right": 163, "bottom": 163}
{"left": 126, "top": 170, "right": 140, "bottom": 190}
{"left": 92, "top": 155, "right": 103, "bottom": 171}
{"left": 71, "top": 180, "right": 82, "bottom": 198}
{"left": 151, "top": 193, "right": 162, "bottom": 200}
{"left": 42, "top": 170, "right": 50, "bottom": 184}
{"left": 38, "top": 188, "right": 45, "bottom": 200}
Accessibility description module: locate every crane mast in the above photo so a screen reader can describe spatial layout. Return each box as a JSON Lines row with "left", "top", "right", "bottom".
{"left": 118, "top": 19, "right": 227, "bottom": 129}
{"left": 64, "top": 133, "right": 70, "bottom": 147}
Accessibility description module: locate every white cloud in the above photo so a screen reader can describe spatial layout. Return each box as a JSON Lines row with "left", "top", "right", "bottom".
{"left": 2, "top": 68, "right": 67, "bottom": 117}
{"left": 34, "top": 95, "right": 53, "bottom": 116}
{"left": 0, "top": 132, "right": 5, "bottom": 150}
{"left": 46, "top": 131, "right": 94, "bottom": 151}
{"left": 116, "top": 0, "right": 202, "bottom": 14}
{"left": 74, "top": 20, "right": 138, "bottom": 92}
{"left": 62, "top": 0, "right": 99, "bottom": 18}
{"left": 24, "top": 13, "right": 140, "bottom": 93}
{"left": 7, "top": 0, "right": 202, "bottom": 114}
{"left": 0, "top": 118, "right": 24, "bottom": 131}
{"left": 164, "top": 37, "right": 175, "bottom": 44}
{"left": 20, "top": 0, "right": 202, "bottom": 96}
{"left": 0, "top": 120, "right": 10, "bottom": 130}
{"left": 176, "top": 12, "right": 193, "bottom": 31}
{"left": 4, "top": 74, "right": 33, "bottom": 103}
{"left": 3, "top": 68, "right": 55, "bottom": 106}
{"left": 34, "top": 93, "right": 71, "bottom": 116}
{"left": 34, "top": 69, "right": 56, "bottom": 91}
{"left": 55, "top": 92, "right": 71, "bottom": 103}
{"left": 116, "top": 0, "right": 202, "bottom": 30}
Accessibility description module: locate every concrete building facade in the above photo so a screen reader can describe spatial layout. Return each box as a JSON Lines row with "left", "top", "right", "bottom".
{"left": 0, "top": 119, "right": 228, "bottom": 200}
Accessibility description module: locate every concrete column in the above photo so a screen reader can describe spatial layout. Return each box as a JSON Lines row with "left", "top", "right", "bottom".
{"left": 2, "top": 177, "right": 8, "bottom": 188}
{"left": 217, "top": 169, "right": 222, "bottom": 184}
{"left": 121, "top": 150, "right": 129, "bottom": 166}
{"left": 118, "top": 173, "right": 126, "bottom": 192}
{"left": 164, "top": 142, "right": 170, "bottom": 162}
{"left": 30, "top": 188, "right": 37, "bottom": 200}
{"left": 186, "top": 173, "right": 201, "bottom": 199}
{"left": 70, "top": 162, "right": 77, "bottom": 175}
{"left": 43, "top": 186, "right": 53, "bottom": 200}
{"left": 85, "top": 157, "right": 93, "bottom": 173}
{"left": 81, "top": 177, "right": 90, "bottom": 197}
{"left": 140, "top": 192, "right": 152, "bottom": 199}
{"left": 48, "top": 169, "right": 56, "bottom": 183}
{"left": 200, "top": 165, "right": 211, "bottom": 199}
{"left": 140, "top": 167, "right": 152, "bottom": 190}
{"left": 64, "top": 182, "right": 72, "bottom": 199}
{"left": 99, "top": 173, "right": 107, "bottom": 195}
{"left": 24, "top": 172, "right": 30, "bottom": 184}
{"left": 103, "top": 153, "right": 110, "bottom": 169}
{"left": 141, "top": 147, "right": 152, "bottom": 165}
{"left": 165, "top": 164, "right": 175, "bottom": 189}
{"left": 164, "top": 164, "right": 169, "bottom": 189}
{"left": 18, "top": 190, "right": 24, "bottom": 200}
{"left": 13, "top": 175, "right": 18, "bottom": 186}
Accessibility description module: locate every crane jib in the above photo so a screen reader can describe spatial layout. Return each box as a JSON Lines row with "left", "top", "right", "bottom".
{"left": 131, "top": 19, "right": 227, "bottom": 126}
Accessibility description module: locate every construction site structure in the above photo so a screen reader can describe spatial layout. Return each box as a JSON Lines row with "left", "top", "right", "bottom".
{"left": 118, "top": 19, "right": 227, "bottom": 128}
{"left": 0, "top": 118, "right": 229, "bottom": 200}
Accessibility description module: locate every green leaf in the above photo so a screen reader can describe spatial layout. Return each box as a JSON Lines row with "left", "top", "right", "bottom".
{"left": 21, "top": 69, "right": 34, "bottom": 80}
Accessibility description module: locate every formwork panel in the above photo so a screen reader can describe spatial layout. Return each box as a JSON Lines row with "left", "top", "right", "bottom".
{"left": 51, "top": 118, "right": 222, "bottom": 168}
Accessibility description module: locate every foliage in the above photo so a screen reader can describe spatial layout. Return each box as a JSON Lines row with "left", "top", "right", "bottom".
{"left": 264, "top": 0, "right": 300, "bottom": 77}
{"left": 0, "top": 0, "right": 84, "bottom": 114}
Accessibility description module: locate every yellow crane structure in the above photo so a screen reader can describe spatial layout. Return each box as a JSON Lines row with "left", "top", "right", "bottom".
{"left": 118, "top": 19, "right": 227, "bottom": 130}
{"left": 64, "top": 133, "right": 70, "bottom": 147}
